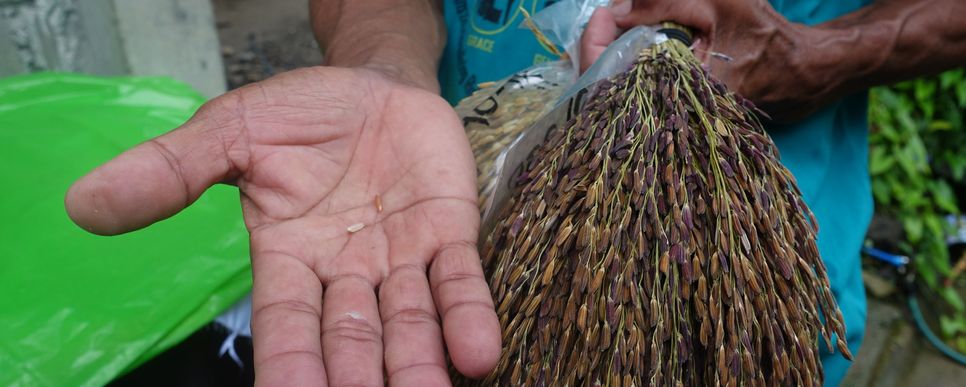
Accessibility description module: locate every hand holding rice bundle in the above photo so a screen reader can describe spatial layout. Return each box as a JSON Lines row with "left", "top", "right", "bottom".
{"left": 456, "top": 30, "right": 851, "bottom": 387}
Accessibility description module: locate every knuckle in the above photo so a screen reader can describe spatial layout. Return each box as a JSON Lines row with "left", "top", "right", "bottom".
{"left": 433, "top": 241, "right": 482, "bottom": 271}
{"left": 434, "top": 271, "right": 484, "bottom": 290}
{"left": 255, "top": 299, "right": 320, "bottom": 318}
{"left": 432, "top": 243, "right": 485, "bottom": 285}
{"left": 440, "top": 300, "right": 494, "bottom": 319}
{"left": 431, "top": 268, "right": 487, "bottom": 298}
{"left": 385, "top": 263, "right": 427, "bottom": 285}
{"left": 256, "top": 348, "right": 322, "bottom": 368}
{"left": 385, "top": 307, "right": 439, "bottom": 326}
{"left": 324, "top": 315, "right": 381, "bottom": 345}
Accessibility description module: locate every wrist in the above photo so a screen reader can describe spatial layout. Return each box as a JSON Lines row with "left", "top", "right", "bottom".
{"left": 324, "top": 32, "right": 442, "bottom": 93}
{"left": 313, "top": 0, "right": 446, "bottom": 94}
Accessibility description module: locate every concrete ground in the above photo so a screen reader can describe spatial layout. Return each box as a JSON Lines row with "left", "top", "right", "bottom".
{"left": 842, "top": 299, "right": 966, "bottom": 386}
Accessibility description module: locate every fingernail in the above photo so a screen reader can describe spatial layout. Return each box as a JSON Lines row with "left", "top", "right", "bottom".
{"left": 610, "top": 0, "right": 631, "bottom": 16}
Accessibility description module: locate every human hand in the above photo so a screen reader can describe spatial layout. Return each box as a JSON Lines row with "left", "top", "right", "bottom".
{"left": 65, "top": 67, "right": 501, "bottom": 386}
{"left": 581, "top": 0, "right": 828, "bottom": 121}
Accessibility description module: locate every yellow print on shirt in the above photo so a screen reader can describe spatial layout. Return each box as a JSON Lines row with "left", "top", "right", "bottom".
{"left": 467, "top": 34, "right": 495, "bottom": 53}
{"left": 533, "top": 53, "right": 552, "bottom": 64}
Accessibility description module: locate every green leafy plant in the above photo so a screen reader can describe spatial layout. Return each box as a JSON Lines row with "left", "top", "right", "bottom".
{"left": 869, "top": 68, "right": 966, "bottom": 351}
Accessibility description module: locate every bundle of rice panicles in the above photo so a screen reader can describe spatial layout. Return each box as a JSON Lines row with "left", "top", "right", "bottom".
{"left": 456, "top": 31, "right": 851, "bottom": 387}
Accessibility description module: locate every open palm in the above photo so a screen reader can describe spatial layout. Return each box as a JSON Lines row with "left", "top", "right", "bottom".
{"left": 66, "top": 67, "right": 501, "bottom": 386}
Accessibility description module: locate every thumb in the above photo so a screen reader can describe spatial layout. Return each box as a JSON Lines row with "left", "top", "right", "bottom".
{"left": 579, "top": 6, "right": 622, "bottom": 74}
{"left": 65, "top": 97, "right": 244, "bottom": 235}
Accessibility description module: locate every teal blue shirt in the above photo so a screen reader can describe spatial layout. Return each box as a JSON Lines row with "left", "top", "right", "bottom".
{"left": 441, "top": 1, "right": 871, "bottom": 385}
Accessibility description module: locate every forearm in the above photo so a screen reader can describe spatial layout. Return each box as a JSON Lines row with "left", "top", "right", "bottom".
{"left": 311, "top": 0, "right": 446, "bottom": 92}
{"left": 794, "top": 0, "right": 966, "bottom": 101}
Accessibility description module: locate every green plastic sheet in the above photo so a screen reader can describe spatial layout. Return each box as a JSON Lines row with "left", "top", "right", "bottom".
{"left": 0, "top": 73, "right": 252, "bottom": 386}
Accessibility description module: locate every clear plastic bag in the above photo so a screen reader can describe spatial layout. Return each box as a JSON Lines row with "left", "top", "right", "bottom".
{"left": 529, "top": 0, "right": 610, "bottom": 72}
{"left": 457, "top": 23, "right": 670, "bottom": 236}
{"left": 457, "top": 60, "right": 573, "bottom": 210}
{"left": 456, "top": 0, "right": 612, "bottom": 212}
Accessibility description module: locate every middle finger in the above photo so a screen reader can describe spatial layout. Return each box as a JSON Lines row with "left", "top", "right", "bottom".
{"left": 322, "top": 275, "right": 384, "bottom": 387}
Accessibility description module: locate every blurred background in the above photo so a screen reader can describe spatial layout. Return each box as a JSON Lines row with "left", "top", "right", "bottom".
{"left": 0, "top": 0, "right": 322, "bottom": 95}
{"left": 1, "top": 0, "right": 965, "bottom": 386}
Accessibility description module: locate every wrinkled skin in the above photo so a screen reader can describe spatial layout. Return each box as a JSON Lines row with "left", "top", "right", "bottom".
{"left": 66, "top": 67, "right": 501, "bottom": 387}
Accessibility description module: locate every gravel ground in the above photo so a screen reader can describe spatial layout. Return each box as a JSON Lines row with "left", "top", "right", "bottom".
{"left": 212, "top": 0, "right": 322, "bottom": 89}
